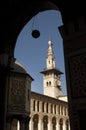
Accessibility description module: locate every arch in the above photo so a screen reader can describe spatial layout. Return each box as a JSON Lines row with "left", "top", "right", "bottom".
{"left": 65, "top": 119, "right": 69, "bottom": 130}
{"left": 59, "top": 118, "right": 63, "bottom": 130}
{"left": 15, "top": 9, "right": 63, "bottom": 94}
{"left": 33, "top": 114, "right": 39, "bottom": 122}
{"left": 33, "top": 114, "right": 39, "bottom": 130}
{"left": 17, "top": 1, "right": 60, "bottom": 33}
{"left": 52, "top": 116, "right": 56, "bottom": 124}
{"left": 43, "top": 115, "right": 48, "bottom": 130}
{"left": 52, "top": 117, "right": 56, "bottom": 130}
{"left": 13, "top": 1, "right": 61, "bottom": 49}
{"left": 0, "top": 1, "right": 85, "bottom": 130}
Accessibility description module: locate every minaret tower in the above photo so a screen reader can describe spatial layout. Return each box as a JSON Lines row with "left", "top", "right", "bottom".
{"left": 40, "top": 40, "right": 63, "bottom": 98}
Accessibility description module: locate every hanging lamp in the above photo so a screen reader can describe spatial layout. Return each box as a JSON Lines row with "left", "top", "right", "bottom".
{"left": 31, "top": 14, "right": 40, "bottom": 38}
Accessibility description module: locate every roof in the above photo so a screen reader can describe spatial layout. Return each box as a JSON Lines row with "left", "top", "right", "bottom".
{"left": 12, "top": 61, "right": 27, "bottom": 74}
{"left": 31, "top": 91, "right": 68, "bottom": 104}
{"left": 11, "top": 60, "right": 34, "bottom": 80}
{"left": 40, "top": 68, "right": 63, "bottom": 75}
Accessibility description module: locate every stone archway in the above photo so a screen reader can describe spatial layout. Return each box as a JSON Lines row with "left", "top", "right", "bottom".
{"left": 0, "top": 1, "right": 86, "bottom": 130}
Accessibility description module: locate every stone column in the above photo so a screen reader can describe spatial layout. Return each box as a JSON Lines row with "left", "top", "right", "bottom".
{"left": 56, "top": 120, "right": 59, "bottom": 130}
{"left": 38, "top": 118, "right": 42, "bottom": 130}
{"left": 39, "top": 101, "right": 42, "bottom": 112}
{"left": 29, "top": 118, "right": 33, "bottom": 130}
{"left": 48, "top": 117, "right": 51, "bottom": 130}
{"left": 63, "top": 120, "right": 66, "bottom": 130}
{"left": 35, "top": 100, "right": 37, "bottom": 112}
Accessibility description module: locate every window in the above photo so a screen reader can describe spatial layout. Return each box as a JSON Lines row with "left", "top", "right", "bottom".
{"left": 42, "top": 102, "right": 44, "bottom": 112}
{"left": 37, "top": 101, "right": 39, "bottom": 111}
{"left": 43, "top": 116, "right": 48, "bottom": 130}
{"left": 59, "top": 118, "right": 63, "bottom": 130}
{"left": 58, "top": 105, "right": 60, "bottom": 115}
{"left": 49, "top": 81, "right": 51, "bottom": 86}
{"left": 66, "top": 119, "right": 69, "bottom": 130}
{"left": 33, "top": 114, "right": 39, "bottom": 130}
{"left": 46, "top": 82, "right": 48, "bottom": 86}
{"left": 51, "top": 104, "right": 53, "bottom": 113}
{"left": 52, "top": 117, "right": 56, "bottom": 130}
{"left": 54, "top": 105, "right": 56, "bottom": 114}
{"left": 33, "top": 100, "right": 35, "bottom": 111}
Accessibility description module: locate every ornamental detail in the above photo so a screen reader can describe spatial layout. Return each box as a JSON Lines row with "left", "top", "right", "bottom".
{"left": 8, "top": 79, "right": 25, "bottom": 111}
{"left": 68, "top": 52, "right": 86, "bottom": 98}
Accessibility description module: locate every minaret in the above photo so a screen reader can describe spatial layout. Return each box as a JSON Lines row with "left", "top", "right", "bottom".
{"left": 46, "top": 40, "right": 55, "bottom": 69}
{"left": 40, "top": 40, "right": 63, "bottom": 98}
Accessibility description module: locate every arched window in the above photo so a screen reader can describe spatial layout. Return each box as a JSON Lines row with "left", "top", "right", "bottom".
{"left": 52, "top": 117, "right": 56, "bottom": 130}
{"left": 37, "top": 101, "right": 39, "bottom": 111}
{"left": 64, "top": 107, "right": 66, "bottom": 115}
{"left": 54, "top": 105, "right": 56, "bottom": 114}
{"left": 42, "top": 102, "right": 44, "bottom": 112}
{"left": 49, "top": 81, "right": 51, "bottom": 86}
{"left": 51, "top": 104, "right": 53, "bottom": 113}
{"left": 46, "top": 82, "right": 48, "bottom": 86}
{"left": 66, "top": 119, "right": 69, "bottom": 130}
{"left": 61, "top": 106, "right": 63, "bottom": 115}
{"left": 46, "top": 103, "right": 48, "bottom": 113}
{"left": 33, "top": 100, "right": 35, "bottom": 111}
{"left": 59, "top": 118, "right": 63, "bottom": 130}
{"left": 58, "top": 105, "right": 60, "bottom": 115}
{"left": 33, "top": 114, "right": 39, "bottom": 130}
{"left": 43, "top": 116, "right": 48, "bottom": 130}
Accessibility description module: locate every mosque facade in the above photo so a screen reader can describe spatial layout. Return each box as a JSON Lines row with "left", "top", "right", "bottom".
{"left": 29, "top": 40, "right": 70, "bottom": 130}
{"left": 6, "top": 40, "right": 70, "bottom": 130}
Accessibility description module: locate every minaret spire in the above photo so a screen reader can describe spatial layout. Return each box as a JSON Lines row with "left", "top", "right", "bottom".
{"left": 46, "top": 40, "right": 55, "bottom": 69}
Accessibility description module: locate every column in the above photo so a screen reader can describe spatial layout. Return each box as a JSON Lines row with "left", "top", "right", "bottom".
{"left": 38, "top": 118, "right": 42, "bottom": 130}
{"left": 35, "top": 100, "right": 37, "bottom": 112}
{"left": 56, "top": 120, "right": 59, "bottom": 130}
{"left": 63, "top": 120, "right": 66, "bottom": 130}
{"left": 29, "top": 118, "right": 33, "bottom": 130}
{"left": 48, "top": 116, "right": 51, "bottom": 130}
{"left": 39, "top": 101, "right": 42, "bottom": 112}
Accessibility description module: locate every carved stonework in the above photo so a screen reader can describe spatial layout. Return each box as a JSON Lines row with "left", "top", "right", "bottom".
{"left": 8, "top": 78, "right": 26, "bottom": 111}
{"left": 68, "top": 52, "right": 86, "bottom": 98}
